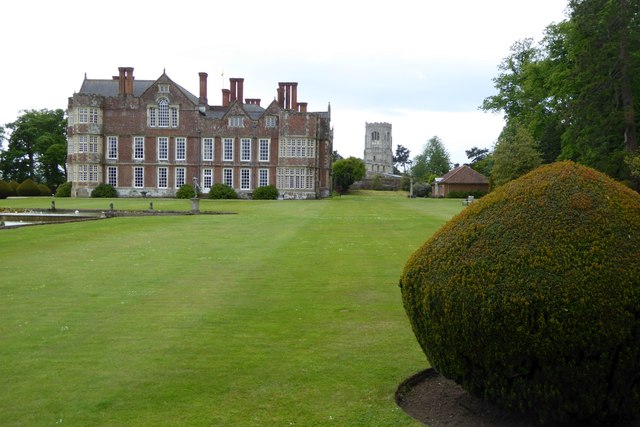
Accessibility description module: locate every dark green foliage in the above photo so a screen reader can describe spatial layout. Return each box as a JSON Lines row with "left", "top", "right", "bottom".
{"left": 16, "top": 179, "right": 41, "bottom": 196}
{"left": 91, "top": 183, "right": 118, "bottom": 198}
{"left": 412, "top": 182, "right": 430, "bottom": 198}
{"left": 371, "top": 175, "right": 383, "bottom": 190}
{"left": 252, "top": 185, "right": 278, "bottom": 200}
{"left": 38, "top": 183, "right": 51, "bottom": 196}
{"left": 399, "top": 161, "right": 640, "bottom": 424}
{"left": 446, "top": 190, "right": 487, "bottom": 199}
{"left": 8, "top": 181, "right": 18, "bottom": 196}
{"left": 55, "top": 182, "right": 72, "bottom": 197}
{"left": 0, "top": 109, "right": 67, "bottom": 185}
{"left": 208, "top": 183, "right": 237, "bottom": 199}
{"left": 176, "top": 183, "right": 196, "bottom": 199}
{"left": 0, "top": 180, "right": 11, "bottom": 199}
{"left": 332, "top": 157, "right": 366, "bottom": 194}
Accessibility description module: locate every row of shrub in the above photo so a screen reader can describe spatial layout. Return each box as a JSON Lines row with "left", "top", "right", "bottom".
{"left": 0, "top": 179, "right": 53, "bottom": 199}
{"left": 446, "top": 190, "right": 487, "bottom": 199}
{"left": 1, "top": 180, "right": 281, "bottom": 200}
{"left": 176, "top": 183, "right": 279, "bottom": 200}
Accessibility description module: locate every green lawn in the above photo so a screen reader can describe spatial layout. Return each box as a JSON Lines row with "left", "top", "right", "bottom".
{"left": 0, "top": 192, "right": 463, "bottom": 426}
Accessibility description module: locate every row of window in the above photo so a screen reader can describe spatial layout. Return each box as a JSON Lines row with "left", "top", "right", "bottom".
{"left": 70, "top": 104, "right": 278, "bottom": 130}
{"left": 84, "top": 136, "right": 273, "bottom": 162}
{"left": 279, "top": 138, "right": 316, "bottom": 158}
{"left": 68, "top": 108, "right": 100, "bottom": 125}
{"left": 72, "top": 136, "right": 316, "bottom": 162}
{"left": 73, "top": 165, "right": 315, "bottom": 191}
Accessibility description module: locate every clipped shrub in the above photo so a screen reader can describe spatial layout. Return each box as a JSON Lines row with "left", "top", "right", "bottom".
{"left": 252, "top": 185, "right": 278, "bottom": 200}
{"left": 91, "top": 183, "right": 118, "bottom": 198}
{"left": 446, "top": 190, "right": 487, "bottom": 199}
{"left": 55, "top": 182, "right": 72, "bottom": 197}
{"left": 176, "top": 183, "right": 196, "bottom": 199}
{"left": 412, "top": 182, "right": 430, "bottom": 198}
{"left": 208, "top": 183, "right": 237, "bottom": 199}
{"left": 399, "top": 161, "right": 640, "bottom": 424}
{"left": 0, "top": 180, "right": 11, "bottom": 199}
{"left": 38, "top": 183, "right": 52, "bottom": 196}
{"left": 16, "top": 179, "right": 41, "bottom": 196}
{"left": 8, "top": 180, "right": 19, "bottom": 196}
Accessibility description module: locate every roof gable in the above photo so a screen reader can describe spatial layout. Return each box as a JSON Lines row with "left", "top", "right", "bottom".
{"left": 439, "top": 165, "right": 489, "bottom": 184}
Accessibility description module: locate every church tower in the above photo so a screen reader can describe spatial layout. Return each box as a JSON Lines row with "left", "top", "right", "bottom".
{"left": 363, "top": 122, "right": 393, "bottom": 176}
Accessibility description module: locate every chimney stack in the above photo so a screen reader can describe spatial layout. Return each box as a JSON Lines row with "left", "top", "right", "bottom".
{"left": 237, "top": 78, "right": 244, "bottom": 104}
{"left": 298, "top": 102, "right": 307, "bottom": 113}
{"left": 118, "top": 67, "right": 126, "bottom": 95}
{"left": 246, "top": 98, "right": 261, "bottom": 106}
{"left": 198, "top": 72, "right": 208, "bottom": 105}
{"left": 228, "top": 78, "right": 245, "bottom": 104}
{"left": 124, "top": 67, "right": 134, "bottom": 96}
{"left": 277, "top": 82, "right": 298, "bottom": 110}
{"left": 222, "top": 89, "right": 231, "bottom": 107}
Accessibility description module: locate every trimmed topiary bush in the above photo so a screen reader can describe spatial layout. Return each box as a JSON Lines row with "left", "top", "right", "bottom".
{"left": 55, "top": 182, "right": 72, "bottom": 197}
{"left": 208, "top": 183, "right": 237, "bottom": 199}
{"left": 399, "top": 161, "right": 640, "bottom": 424}
{"left": 252, "top": 185, "right": 278, "bottom": 200}
{"left": 38, "top": 183, "right": 52, "bottom": 196}
{"left": 16, "top": 179, "right": 41, "bottom": 196}
{"left": 8, "top": 180, "right": 19, "bottom": 196}
{"left": 0, "top": 180, "right": 11, "bottom": 199}
{"left": 91, "top": 183, "right": 118, "bottom": 198}
{"left": 176, "top": 183, "right": 196, "bottom": 199}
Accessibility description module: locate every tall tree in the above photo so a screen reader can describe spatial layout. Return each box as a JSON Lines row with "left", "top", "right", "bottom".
{"left": 393, "top": 144, "right": 411, "bottom": 173}
{"left": 560, "top": 0, "right": 639, "bottom": 178}
{"left": 415, "top": 136, "right": 451, "bottom": 178}
{"left": 465, "top": 146, "right": 489, "bottom": 164}
{"left": 483, "top": 0, "right": 640, "bottom": 183}
{"left": 332, "top": 156, "right": 366, "bottom": 194}
{"left": 1, "top": 109, "right": 67, "bottom": 185}
{"left": 491, "top": 124, "right": 542, "bottom": 187}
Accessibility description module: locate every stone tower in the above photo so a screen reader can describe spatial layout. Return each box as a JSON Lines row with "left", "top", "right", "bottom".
{"left": 363, "top": 122, "right": 393, "bottom": 176}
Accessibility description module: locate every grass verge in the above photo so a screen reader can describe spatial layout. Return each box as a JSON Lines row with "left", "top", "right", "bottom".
{"left": 0, "top": 192, "right": 463, "bottom": 426}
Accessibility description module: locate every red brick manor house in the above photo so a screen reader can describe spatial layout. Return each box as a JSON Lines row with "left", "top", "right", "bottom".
{"left": 66, "top": 67, "right": 333, "bottom": 199}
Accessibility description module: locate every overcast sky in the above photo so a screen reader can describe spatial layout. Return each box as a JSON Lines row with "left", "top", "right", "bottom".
{"left": 1, "top": 0, "right": 568, "bottom": 166}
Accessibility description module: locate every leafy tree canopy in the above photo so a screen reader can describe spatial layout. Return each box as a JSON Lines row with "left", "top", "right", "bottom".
{"left": 481, "top": 0, "right": 639, "bottom": 184}
{"left": 491, "top": 124, "right": 542, "bottom": 187}
{"left": 332, "top": 156, "right": 365, "bottom": 194}
{"left": 393, "top": 144, "right": 411, "bottom": 173}
{"left": 1, "top": 109, "right": 67, "bottom": 186}
{"left": 411, "top": 136, "right": 451, "bottom": 182}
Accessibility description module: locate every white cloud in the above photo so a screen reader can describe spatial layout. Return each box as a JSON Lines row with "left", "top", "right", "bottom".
{"left": 1, "top": 0, "right": 567, "bottom": 168}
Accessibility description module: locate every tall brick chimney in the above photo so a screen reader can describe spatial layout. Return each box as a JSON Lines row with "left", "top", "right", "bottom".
{"left": 277, "top": 82, "right": 298, "bottom": 110}
{"left": 118, "top": 67, "right": 134, "bottom": 96}
{"left": 118, "top": 67, "right": 126, "bottom": 95}
{"left": 228, "top": 78, "right": 245, "bottom": 104}
{"left": 222, "top": 89, "right": 231, "bottom": 107}
{"left": 237, "top": 78, "right": 244, "bottom": 104}
{"left": 125, "top": 67, "right": 134, "bottom": 96}
{"left": 199, "top": 72, "right": 208, "bottom": 105}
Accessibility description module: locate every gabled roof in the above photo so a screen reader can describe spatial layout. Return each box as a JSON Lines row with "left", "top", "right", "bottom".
{"left": 78, "top": 79, "right": 155, "bottom": 97}
{"left": 78, "top": 72, "right": 199, "bottom": 105}
{"left": 439, "top": 165, "right": 489, "bottom": 184}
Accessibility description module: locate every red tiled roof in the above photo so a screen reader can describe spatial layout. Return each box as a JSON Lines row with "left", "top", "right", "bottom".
{"left": 439, "top": 165, "right": 489, "bottom": 184}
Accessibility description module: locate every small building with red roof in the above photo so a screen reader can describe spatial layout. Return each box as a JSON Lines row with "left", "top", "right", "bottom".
{"left": 431, "top": 165, "right": 489, "bottom": 197}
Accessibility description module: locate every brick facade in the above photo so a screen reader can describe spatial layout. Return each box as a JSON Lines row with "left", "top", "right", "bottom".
{"left": 66, "top": 68, "right": 333, "bottom": 199}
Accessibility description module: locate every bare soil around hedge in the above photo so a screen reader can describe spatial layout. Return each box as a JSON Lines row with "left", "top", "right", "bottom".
{"left": 396, "top": 369, "right": 640, "bottom": 427}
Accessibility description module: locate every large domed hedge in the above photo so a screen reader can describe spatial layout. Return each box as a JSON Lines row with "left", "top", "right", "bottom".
{"left": 399, "top": 161, "right": 640, "bottom": 424}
